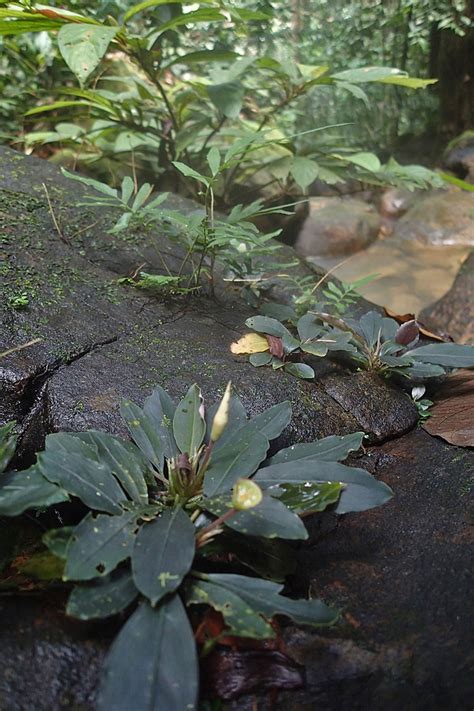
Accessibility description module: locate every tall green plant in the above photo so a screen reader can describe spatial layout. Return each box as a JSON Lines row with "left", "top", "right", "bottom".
{"left": 0, "top": 0, "right": 444, "bottom": 204}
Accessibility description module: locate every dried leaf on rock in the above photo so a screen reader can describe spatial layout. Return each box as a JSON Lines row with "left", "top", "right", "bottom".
{"left": 384, "top": 307, "right": 450, "bottom": 342}
{"left": 230, "top": 333, "right": 270, "bottom": 354}
{"left": 423, "top": 370, "right": 474, "bottom": 447}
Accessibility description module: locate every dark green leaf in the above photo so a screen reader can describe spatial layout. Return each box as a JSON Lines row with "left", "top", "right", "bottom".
{"left": 249, "top": 401, "right": 292, "bottom": 440}
{"left": 173, "top": 384, "right": 206, "bottom": 456}
{"left": 206, "top": 574, "right": 337, "bottom": 626}
{"left": 297, "top": 314, "right": 325, "bottom": 342}
{"left": 0, "top": 421, "right": 16, "bottom": 473}
{"left": 204, "top": 424, "right": 268, "bottom": 497}
{"left": 0, "top": 465, "right": 68, "bottom": 516}
{"left": 75, "top": 431, "right": 149, "bottom": 505}
{"left": 405, "top": 343, "right": 474, "bottom": 368}
{"left": 132, "top": 507, "right": 195, "bottom": 605}
{"left": 269, "top": 482, "right": 343, "bottom": 514}
{"left": 186, "top": 579, "right": 274, "bottom": 638}
{"left": 268, "top": 432, "right": 364, "bottom": 465}
{"left": 98, "top": 597, "right": 198, "bottom": 711}
{"left": 143, "top": 385, "right": 178, "bottom": 459}
{"left": 284, "top": 362, "right": 315, "bottom": 379}
{"left": 208, "top": 80, "right": 244, "bottom": 119}
{"left": 403, "top": 362, "right": 446, "bottom": 379}
{"left": 254, "top": 460, "right": 393, "bottom": 513}
{"left": 203, "top": 494, "right": 308, "bottom": 540}
{"left": 64, "top": 512, "right": 137, "bottom": 581}
{"left": 38, "top": 448, "right": 126, "bottom": 515}
{"left": 120, "top": 400, "right": 165, "bottom": 471}
{"left": 245, "top": 316, "right": 299, "bottom": 351}
{"left": 249, "top": 352, "right": 273, "bottom": 367}
{"left": 67, "top": 569, "right": 138, "bottom": 620}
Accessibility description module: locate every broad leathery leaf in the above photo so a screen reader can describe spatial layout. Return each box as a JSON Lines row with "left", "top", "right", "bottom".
{"left": 290, "top": 156, "right": 320, "bottom": 189}
{"left": 205, "top": 394, "right": 248, "bottom": 450}
{"left": 132, "top": 507, "right": 195, "bottom": 605}
{"left": 38, "top": 448, "right": 127, "bottom": 515}
{"left": 64, "top": 511, "right": 137, "bottom": 581}
{"left": 249, "top": 352, "right": 273, "bottom": 366}
{"left": 204, "top": 423, "right": 269, "bottom": 497}
{"left": 75, "top": 431, "right": 149, "bottom": 505}
{"left": 98, "top": 597, "right": 198, "bottom": 711}
{"left": 269, "top": 482, "right": 343, "bottom": 515}
{"left": 203, "top": 494, "right": 308, "bottom": 540}
{"left": 207, "top": 146, "right": 220, "bottom": 176}
{"left": 0, "top": 465, "right": 68, "bottom": 516}
{"left": 297, "top": 313, "right": 325, "bottom": 342}
{"left": 120, "top": 399, "right": 165, "bottom": 471}
{"left": 173, "top": 384, "right": 206, "bottom": 456}
{"left": 0, "top": 421, "right": 16, "bottom": 473}
{"left": 58, "top": 24, "right": 118, "bottom": 84}
{"left": 206, "top": 573, "right": 337, "bottom": 626}
{"left": 143, "top": 385, "right": 178, "bottom": 459}
{"left": 186, "top": 580, "right": 275, "bottom": 638}
{"left": 208, "top": 80, "right": 245, "bottom": 119}
{"left": 284, "top": 362, "right": 315, "bottom": 379}
{"left": 248, "top": 401, "right": 292, "bottom": 440}
{"left": 230, "top": 333, "right": 270, "bottom": 354}
{"left": 245, "top": 316, "right": 300, "bottom": 351}
{"left": 67, "top": 569, "right": 138, "bottom": 620}
{"left": 254, "top": 460, "right": 393, "bottom": 513}
{"left": 403, "top": 362, "right": 445, "bottom": 379}
{"left": 268, "top": 432, "right": 364, "bottom": 465}
{"left": 300, "top": 342, "right": 329, "bottom": 357}
{"left": 405, "top": 343, "right": 474, "bottom": 368}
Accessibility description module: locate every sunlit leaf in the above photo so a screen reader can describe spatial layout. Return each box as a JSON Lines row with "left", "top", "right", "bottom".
{"left": 58, "top": 24, "right": 118, "bottom": 84}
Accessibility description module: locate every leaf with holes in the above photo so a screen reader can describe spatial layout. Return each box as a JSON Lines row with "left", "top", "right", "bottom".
{"left": 58, "top": 24, "right": 118, "bottom": 84}
{"left": 64, "top": 512, "right": 137, "bottom": 581}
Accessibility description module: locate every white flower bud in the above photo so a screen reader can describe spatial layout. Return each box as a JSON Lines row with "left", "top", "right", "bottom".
{"left": 210, "top": 381, "right": 232, "bottom": 442}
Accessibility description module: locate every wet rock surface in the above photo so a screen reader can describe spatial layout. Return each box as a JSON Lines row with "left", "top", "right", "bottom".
{"left": 393, "top": 188, "right": 474, "bottom": 247}
{"left": 420, "top": 251, "right": 474, "bottom": 343}
{"left": 295, "top": 197, "right": 380, "bottom": 257}
{"left": 0, "top": 148, "right": 472, "bottom": 710}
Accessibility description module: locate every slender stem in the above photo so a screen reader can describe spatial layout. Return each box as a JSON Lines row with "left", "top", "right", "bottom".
{"left": 196, "top": 508, "right": 237, "bottom": 547}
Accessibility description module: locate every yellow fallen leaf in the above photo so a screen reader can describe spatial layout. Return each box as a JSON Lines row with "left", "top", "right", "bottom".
{"left": 230, "top": 333, "right": 269, "bottom": 355}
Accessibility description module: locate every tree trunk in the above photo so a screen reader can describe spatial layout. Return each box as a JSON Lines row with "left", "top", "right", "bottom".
{"left": 430, "top": 0, "right": 474, "bottom": 138}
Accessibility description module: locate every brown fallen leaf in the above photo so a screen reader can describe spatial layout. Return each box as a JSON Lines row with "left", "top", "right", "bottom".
{"left": 384, "top": 307, "right": 452, "bottom": 342}
{"left": 423, "top": 370, "right": 474, "bottom": 447}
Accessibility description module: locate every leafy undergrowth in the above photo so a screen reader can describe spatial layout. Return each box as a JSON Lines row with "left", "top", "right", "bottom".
{"left": 0, "top": 384, "right": 392, "bottom": 709}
